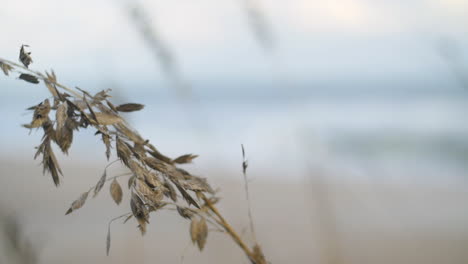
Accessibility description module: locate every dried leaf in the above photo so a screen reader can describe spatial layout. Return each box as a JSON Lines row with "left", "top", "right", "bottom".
{"left": 136, "top": 178, "right": 163, "bottom": 207}
{"left": 106, "top": 100, "right": 118, "bottom": 113}
{"left": 163, "top": 179, "right": 177, "bottom": 202}
{"left": 55, "top": 103, "right": 68, "bottom": 130}
{"left": 55, "top": 119, "right": 74, "bottom": 154}
{"left": 55, "top": 103, "right": 76, "bottom": 154}
{"left": 128, "top": 162, "right": 141, "bottom": 179}
{"left": 44, "top": 71, "right": 59, "bottom": 98}
{"left": 180, "top": 176, "right": 214, "bottom": 194}
{"left": 130, "top": 192, "right": 149, "bottom": 235}
{"left": 34, "top": 142, "right": 45, "bottom": 161}
{"left": 116, "top": 137, "right": 132, "bottom": 167}
{"left": 251, "top": 244, "right": 267, "bottom": 264}
{"left": 0, "top": 62, "right": 13, "bottom": 76}
{"left": 65, "top": 191, "right": 89, "bottom": 215}
{"left": 132, "top": 142, "right": 147, "bottom": 159}
{"left": 64, "top": 100, "right": 83, "bottom": 126}
{"left": 148, "top": 202, "right": 166, "bottom": 212}
{"left": 177, "top": 206, "right": 193, "bottom": 219}
{"left": 125, "top": 141, "right": 143, "bottom": 160}
{"left": 35, "top": 99, "right": 51, "bottom": 118}
{"left": 41, "top": 135, "right": 62, "bottom": 186}
{"left": 128, "top": 175, "right": 136, "bottom": 189}
{"left": 173, "top": 154, "right": 198, "bottom": 164}
{"left": 19, "top": 73, "right": 39, "bottom": 84}
{"left": 23, "top": 119, "right": 44, "bottom": 129}
{"left": 176, "top": 167, "right": 191, "bottom": 179}
{"left": 190, "top": 217, "right": 199, "bottom": 244}
{"left": 135, "top": 178, "right": 154, "bottom": 196}
{"left": 143, "top": 156, "right": 166, "bottom": 172}
{"left": 208, "top": 197, "right": 220, "bottom": 205}
{"left": 145, "top": 172, "right": 161, "bottom": 189}
{"left": 52, "top": 97, "right": 59, "bottom": 109}
{"left": 196, "top": 217, "right": 208, "bottom": 251}
{"left": 147, "top": 148, "right": 173, "bottom": 164}
{"left": 24, "top": 99, "right": 51, "bottom": 129}
{"left": 93, "top": 89, "right": 111, "bottom": 103}
{"left": 96, "top": 126, "right": 112, "bottom": 160}
{"left": 190, "top": 217, "right": 208, "bottom": 250}
{"left": 75, "top": 87, "right": 93, "bottom": 98}
{"left": 84, "top": 97, "right": 98, "bottom": 124}
{"left": 46, "top": 70, "right": 57, "bottom": 83}
{"left": 171, "top": 179, "right": 200, "bottom": 208}
{"left": 114, "top": 123, "right": 145, "bottom": 145}
{"left": 47, "top": 152, "right": 61, "bottom": 186}
{"left": 102, "top": 133, "right": 112, "bottom": 160}
{"left": 19, "top": 45, "right": 33, "bottom": 68}
{"left": 42, "top": 118, "right": 55, "bottom": 138}
{"left": 110, "top": 178, "right": 123, "bottom": 205}
{"left": 116, "top": 103, "right": 144, "bottom": 112}
{"left": 93, "top": 169, "right": 107, "bottom": 197}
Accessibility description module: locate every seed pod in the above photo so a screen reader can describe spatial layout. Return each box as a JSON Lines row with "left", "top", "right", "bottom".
{"left": 110, "top": 178, "right": 123, "bottom": 205}
{"left": 93, "top": 169, "right": 107, "bottom": 197}
{"left": 19, "top": 73, "right": 39, "bottom": 84}
{"left": 65, "top": 191, "right": 89, "bottom": 215}
{"left": 130, "top": 192, "right": 149, "bottom": 235}
{"left": 116, "top": 103, "right": 144, "bottom": 112}
{"left": 19, "top": 45, "right": 33, "bottom": 68}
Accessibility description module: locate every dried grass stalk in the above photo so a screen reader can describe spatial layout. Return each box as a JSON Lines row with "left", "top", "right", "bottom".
{"left": 0, "top": 46, "right": 268, "bottom": 264}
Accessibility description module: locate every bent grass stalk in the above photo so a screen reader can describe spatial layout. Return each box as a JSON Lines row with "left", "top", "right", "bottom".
{"left": 0, "top": 46, "right": 267, "bottom": 264}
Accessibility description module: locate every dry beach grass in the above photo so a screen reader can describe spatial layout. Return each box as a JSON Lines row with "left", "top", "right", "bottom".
{"left": 0, "top": 45, "right": 266, "bottom": 264}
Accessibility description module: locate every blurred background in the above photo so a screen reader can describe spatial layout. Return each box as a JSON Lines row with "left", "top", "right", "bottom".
{"left": 1, "top": 0, "right": 468, "bottom": 263}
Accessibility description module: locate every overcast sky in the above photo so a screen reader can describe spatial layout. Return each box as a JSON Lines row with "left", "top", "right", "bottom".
{"left": 1, "top": 0, "right": 467, "bottom": 91}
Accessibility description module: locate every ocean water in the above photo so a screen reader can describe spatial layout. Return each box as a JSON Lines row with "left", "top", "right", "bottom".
{"left": 1, "top": 80, "right": 467, "bottom": 185}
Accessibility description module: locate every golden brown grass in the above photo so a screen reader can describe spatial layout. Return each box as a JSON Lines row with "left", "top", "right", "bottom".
{"left": 0, "top": 45, "right": 267, "bottom": 264}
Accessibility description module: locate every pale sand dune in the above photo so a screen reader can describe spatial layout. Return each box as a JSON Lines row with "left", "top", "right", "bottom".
{"left": 0, "top": 159, "right": 467, "bottom": 264}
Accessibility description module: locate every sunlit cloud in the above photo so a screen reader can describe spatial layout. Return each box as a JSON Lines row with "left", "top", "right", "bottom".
{"left": 292, "top": 0, "right": 375, "bottom": 31}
